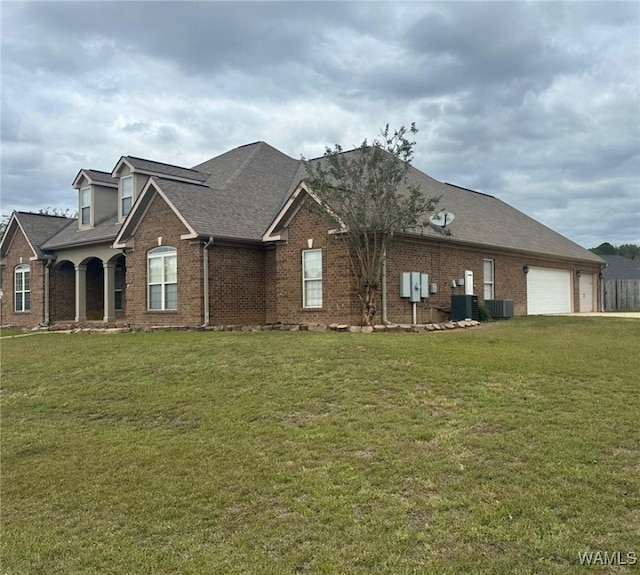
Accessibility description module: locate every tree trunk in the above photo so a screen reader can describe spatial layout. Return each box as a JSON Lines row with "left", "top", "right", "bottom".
{"left": 362, "top": 283, "right": 378, "bottom": 326}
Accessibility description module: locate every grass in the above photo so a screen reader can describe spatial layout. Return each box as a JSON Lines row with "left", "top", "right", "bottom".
{"left": 0, "top": 326, "right": 28, "bottom": 338}
{"left": 2, "top": 316, "right": 639, "bottom": 574}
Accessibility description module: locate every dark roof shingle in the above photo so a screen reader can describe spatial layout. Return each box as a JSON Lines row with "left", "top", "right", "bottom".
{"left": 13, "top": 212, "right": 76, "bottom": 257}
{"left": 123, "top": 156, "right": 209, "bottom": 182}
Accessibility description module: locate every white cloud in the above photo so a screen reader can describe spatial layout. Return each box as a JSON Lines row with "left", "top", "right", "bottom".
{"left": 1, "top": 1, "right": 638, "bottom": 249}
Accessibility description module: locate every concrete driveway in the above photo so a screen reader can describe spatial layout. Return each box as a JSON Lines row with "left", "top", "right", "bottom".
{"left": 559, "top": 312, "right": 640, "bottom": 318}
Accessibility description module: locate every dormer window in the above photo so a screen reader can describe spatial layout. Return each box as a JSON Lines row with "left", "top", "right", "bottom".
{"left": 80, "top": 186, "right": 92, "bottom": 225}
{"left": 121, "top": 175, "right": 134, "bottom": 218}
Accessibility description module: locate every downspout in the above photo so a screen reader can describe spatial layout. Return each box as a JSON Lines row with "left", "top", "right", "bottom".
{"left": 202, "top": 236, "right": 214, "bottom": 327}
{"left": 43, "top": 259, "right": 53, "bottom": 325}
{"left": 382, "top": 247, "right": 395, "bottom": 325}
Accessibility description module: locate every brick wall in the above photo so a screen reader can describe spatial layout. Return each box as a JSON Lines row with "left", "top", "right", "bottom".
{"left": 209, "top": 243, "right": 266, "bottom": 325}
{"left": 50, "top": 260, "right": 75, "bottom": 321}
{"left": 268, "top": 204, "right": 361, "bottom": 325}
{"left": 124, "top": 193, "right": 203, "bottom": 327}
{"left": 386, "top": 236, "right": 601, "bottom": 322}
{"left": 270, "top": 205, "right": 601, "bottom": 325}
{"left": 1, "top": 229, "right": 44, "bottom": 327}
{"left": 265, "top": 247, "right": 277, "bottom": 322}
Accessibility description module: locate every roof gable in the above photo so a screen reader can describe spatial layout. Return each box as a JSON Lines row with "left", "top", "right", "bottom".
{"left": 73, "top": 169, "right": 118, "bottom": 189}
{"left": 113, "top": 177, "right": 199, "bottom": 247}
{"left": 1, "top": 212, "right": 75, "bottom": 259}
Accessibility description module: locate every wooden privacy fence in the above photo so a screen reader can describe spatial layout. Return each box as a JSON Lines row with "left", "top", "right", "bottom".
{"left": 603, "top": 279, "right": 640, "bottom": 311}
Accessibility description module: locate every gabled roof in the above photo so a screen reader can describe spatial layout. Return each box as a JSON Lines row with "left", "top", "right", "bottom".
{"left": 0, "top": 212, "right": 75, "bottom": 259}
{"left": 73, "top": 169, "right": 118, "bottom": 189}
{"left": 112, "top": 156, "right": 209, "bottom": 183}
{"left": 6, "top": 142, "right": 605, "bottom": 266}
{"left": 116, "top": 142, "right": 301, "bottom": 244}
{"left": 601, "top": 255, "right": 640, "bottom": 279}
{"left": 265, "top": 149, "right": 604, "bottom": 264}
{"left": 399, "top": 167, "right": 604, "bottom": 263}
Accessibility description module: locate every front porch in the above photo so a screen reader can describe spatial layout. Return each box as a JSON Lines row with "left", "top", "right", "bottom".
{"left": 51, "top": 254, "right": 126, "bottom": 324}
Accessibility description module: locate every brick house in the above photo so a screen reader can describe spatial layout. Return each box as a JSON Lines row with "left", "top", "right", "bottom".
{"left": 0, "top": 141, "right": 605, "bottom": 328}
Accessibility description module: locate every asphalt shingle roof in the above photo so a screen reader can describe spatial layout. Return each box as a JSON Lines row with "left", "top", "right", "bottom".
{"left": 287, "top": 150, "right": 603, "bottom": 263}
{"left": 601, "top": 255, "right": 640, "bottom": 279}
{"left": 21, "top": 141, "right": 601, "bottom": 266}
{"left": 401, "top": 167, "right": 603, "bottom": 263}
{"left": 12, "top": 212, "right": 76, "bottom": 257}
{"left": 42, "top": 215, "right": 119, "bottom": 249}
{"left": 183, "top": 141, "right": 301, "bottom": 239}
{"left": 80, "top": 169, "right": 118, "bottom": 186}
{"left": 124, "top": 156, "right": 209, "bottom": 182}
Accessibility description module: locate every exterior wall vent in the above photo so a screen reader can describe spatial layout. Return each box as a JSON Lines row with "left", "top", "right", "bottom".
{"left": 485, "top": 299, "right": 514, "bottom": 319}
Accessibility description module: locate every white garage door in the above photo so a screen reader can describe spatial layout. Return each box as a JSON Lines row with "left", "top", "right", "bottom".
{"left": 527, "top": 267, "right": 572, "bottom": 315}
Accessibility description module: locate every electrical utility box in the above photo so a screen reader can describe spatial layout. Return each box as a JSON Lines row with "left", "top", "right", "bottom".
{"left": 400, "top": 272, "right": 429, "bottom": 303}
{"left": 464, "top": 270, "right": 474, "bottom": 295}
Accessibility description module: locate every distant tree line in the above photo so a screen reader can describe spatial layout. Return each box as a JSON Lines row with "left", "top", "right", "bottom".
{"left": 590, "top": 242, "right": 640, "bottom": 260}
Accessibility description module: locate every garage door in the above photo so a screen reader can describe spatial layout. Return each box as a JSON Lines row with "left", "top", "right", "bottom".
{"left": 527, "top": 267, "right": 572, "bottom": 314}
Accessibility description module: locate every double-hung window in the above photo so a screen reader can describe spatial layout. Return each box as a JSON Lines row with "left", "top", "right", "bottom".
{"left": 121, "top": 175, "right": 134, "bottom": 218}
{"left": 148, "top": 247, "right": 177, "bottom": 310}
{"left": 80, "top": 186, "right": 91, "bottom": 225}
{"left": 302, "top": 249, "right": 322, "bottom": 308}
{"left": 483, "top": 259, "right": 495, "bottom": 300}
{"left": 15, "top": 264, "right": 30, "bottom": 312}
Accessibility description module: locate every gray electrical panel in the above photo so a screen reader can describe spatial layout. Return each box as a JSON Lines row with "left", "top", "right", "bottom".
{"left": 400, "top": 272, "right": 411, "bottom": 298}
{"left": 420, "top": 273, "right": 429, "bottom": 299}
{"left": 401, "top": 271, "right": 430, "bottom": 302}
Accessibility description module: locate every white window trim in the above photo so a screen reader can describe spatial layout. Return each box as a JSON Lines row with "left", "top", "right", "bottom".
{"left": 80, "top": 186, "right": 92, "bottom": 226}
{"left": 302, "top": 248, "right": 323, "bottom": 309}
{"left": 15, "top": 264, "right": 30, "bottom": 312}
{"left": 120, "top": 175, "right": 134, "bottom": 220}
{"left": 483, "top": 258, "right": 495, "bottom": 300}
{"left": 147, "top": 247, "right": 177, "bottom": 311}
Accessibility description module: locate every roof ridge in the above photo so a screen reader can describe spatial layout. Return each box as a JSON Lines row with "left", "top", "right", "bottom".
{"left": 152, "top": 176, "right": 210, "bottom": 188}
{"left": 126, "top": 155, "right": 204, "bottom": 173}
{"left": 222, "top": 141, "right": 264, "bottom": 187}
{"left": 16, "top": 210, "right": 75, "bottom": 220}
{"left": 236, "top": 140, "right": 265, "bottom": 149}
{"left": 444, "top": 182, "right": 495, "bottom": 198}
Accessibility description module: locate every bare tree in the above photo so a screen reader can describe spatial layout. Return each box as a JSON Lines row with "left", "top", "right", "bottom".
{"left": 303, "top": 124, "right": 440, "bottom": 326}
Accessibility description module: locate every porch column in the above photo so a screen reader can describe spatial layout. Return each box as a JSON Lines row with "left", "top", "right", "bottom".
{"left": 74, "top": 264, "right": 87, "bottom": 323}
{"left": 103, "top": 261, "right": 116, "bottom": 323}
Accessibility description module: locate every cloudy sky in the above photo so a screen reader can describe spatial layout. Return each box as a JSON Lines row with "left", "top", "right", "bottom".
{"left": 2, "top": 1, "right": 638, "bottom": 249}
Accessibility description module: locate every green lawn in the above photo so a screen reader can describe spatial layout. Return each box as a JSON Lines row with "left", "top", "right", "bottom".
{"left": 2, "top": 317, "right": 639, "bottom": 574}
